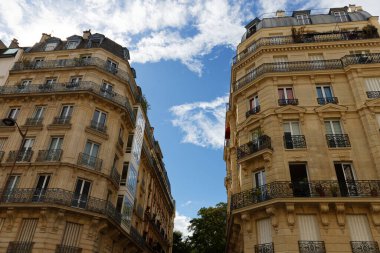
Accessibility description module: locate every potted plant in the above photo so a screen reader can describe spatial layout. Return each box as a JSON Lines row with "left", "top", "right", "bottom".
{"left": 315, "top": 183, "right": 325, "bottom": 197}
{"left": 330, "top": 185, "right": 338, "bottom": 197}
{"left": 362, "top": 24, "right": 379, "bottom": 39}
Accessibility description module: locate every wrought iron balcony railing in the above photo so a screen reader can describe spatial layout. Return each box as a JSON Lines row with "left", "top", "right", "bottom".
{"left": 254, "top": 242, "right": 274, "bottom": 253}
{"left": 24, "top": 117, "right": 43, "bottom": 126}
{"left": 246, "top": 105, "right": 261, "bottom": 117}
{"left": 110, "top": 167, "right": 121, "bottom": 186}
{"left": 11, "top": 57, "right": 139, "bottom": 102}
{"left": 278, "top": 98, "right": 299, "bottom": 106}
{"left": 55, "top": 245, "right": 82, "bottom": 253}
{"left": 77, "top": 152, "right": 102, "bottom": 171}
{"left": 7, "top": 150, "right": 33, "bottom": 162}
{"left": 0, "top": 81, "right": 135, "bottom": 126}
{"left": 326, "top": 134, "right": 351, "bottom": 148}
{"left": 231, "top": 180, "right": 380, "bottom": 210}
{"left": 237, "top": 135, "right": 272, "bottom": 160}
{"left": 130, "top": 226, "right": 146, "bottom": 249}
{"left": 52, "top": 116, "right": 71, "bottom": 125}
{"left": 366, "top": 91, "right": 380, "bottom": 99}
{"left": 299, "top": 241, "right": 326, "bottom": 253}
{"left": 350, "top": 241, "right": 380, "bottom": 253}
{"left": 234, "top": 53, "right": 380, "bottom": 92}
{"left": 36, "top": 149, "right": 62, "bottom": 162}
{"left": 6, "top": 241, "right": 34, "bottom": 253}
{"left": 317, "top": 97, "right": 338, "bottom": 105}
{"left": 89, "top": 120, "right": 107, "bottom": 133}
{"left": 233, "top": 30, "right": 378, "bottom": 65}
{"left": 283, "top": 134, "right": 307, "bottom": 149}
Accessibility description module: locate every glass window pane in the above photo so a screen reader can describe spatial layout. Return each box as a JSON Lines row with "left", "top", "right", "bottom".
{"left": 324, "top": 86, "right": 333, "bottom": 97}
{"left": 316, "top": 87, "right": 323, "bottom": 98}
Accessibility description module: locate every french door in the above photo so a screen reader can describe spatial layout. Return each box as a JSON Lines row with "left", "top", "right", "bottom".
{"left": 3, "top": 175, "right": 20, "bottom": 201}
{"left": 72, "top": 179, "right": 91, "bottom": 208}
{"left": 33, "top": 175, "right": 51, "bottom": 201}
{"left": 335, "top": 163, "right": 357, "bottom": 196}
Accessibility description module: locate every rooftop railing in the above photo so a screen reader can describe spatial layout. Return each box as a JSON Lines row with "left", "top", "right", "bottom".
{"left": 11, "top": 57, "right": 139, "bottom": 102}
{"left": 234, "top": 53, "right": 380, "bottom": 92}
{"left": 233, "top": 31, "right": 378, "bottom": 65}
{"left": 231, "top": 180, "right": 380, "bottom": 210}
{"left": 0, "top": 81, "right": 135, "bottom": 125}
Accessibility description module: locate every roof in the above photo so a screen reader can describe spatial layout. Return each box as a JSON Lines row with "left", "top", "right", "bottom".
{"left": 242, "top": 8, "right": 373, "bottom": 42}
{"left": 0, "top": 48, "right": 19, "bottom": 58}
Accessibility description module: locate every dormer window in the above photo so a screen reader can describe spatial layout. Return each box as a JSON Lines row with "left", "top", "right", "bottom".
{"left": 45, "top": 42, "right": 57, "bottom": 51}
{"left": 88, "top": 34, "right": 105, "bottom": 48}
{"left": 247, "top": 25, "right": 257, "bottom": 38}
{"left": 296, "top": 14, "right": 310, "bottom": 25}
{"left": 334, "top": 11, "right": 349, "bottom": 22}
{"left": 66, "top": 41, "right": 79, "bottom": 49}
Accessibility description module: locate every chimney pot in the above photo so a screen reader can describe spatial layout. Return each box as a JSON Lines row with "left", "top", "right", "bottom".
{"left": 276, "top": 10, "right": 286, "bottom": 17}
{"left": 83, "top": 29, "right": 92, "bottom": 39}
{"left": 9, "top": 38, "right": 19, "bottom": 48}
{"left": 40, "top": 33, "right": 51, "bottom": 43}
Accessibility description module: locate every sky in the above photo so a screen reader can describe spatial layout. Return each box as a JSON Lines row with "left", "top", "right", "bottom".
{"left": 1, "top": 0, "right": 380, "bottom": 237}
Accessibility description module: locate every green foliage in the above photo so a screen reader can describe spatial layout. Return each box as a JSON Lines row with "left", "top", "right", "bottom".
{"left": 141, "top": 94, "right": 151, "bottom": 114}
{"left": 172, "top": 231, "right": 192, "bottom": 253}
{"left": 362, "top": 24, "right": 379, "bottom": 38}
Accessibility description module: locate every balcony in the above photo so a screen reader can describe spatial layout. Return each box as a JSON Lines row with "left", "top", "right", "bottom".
{"left": 299, "top": 241, "right": 326, "bottom": 253}
{"left": 6, "top": 241, "right": 34, "bottom": 253}
{"left": 77, "top": 153, "right": 102, "bottom": 171}
{"left": 326, "top": 134, "right": 351, "bottom": 148}
{"left": 254, "top": 243, "right": 274, "bottom": 253}
{"left": 11, "top": 57, "right": 139, "bottom": 102}
{"left": 0, "top": 81, "right": 135, "bottom": 127}
{"left": 36, "top": 149, "right": 62, "bottom": 162}
{"left": 89, "top": 120, "right": 107, "bottom": 133}
{"left": 55, "top": 245, "right": 82, "bottom": 253}
{"left": 283, "top": 134, "right": 307, "bottom": 149}
{"left": 366, "top": 91, "right": 380, "bottom": 99}
{"left": 110, "top": 167, "right": 121, "bottom": 186}
{"left": 317, "top": 97, "right": 338, "bottom": 105}
{"left": 350, "top": 241, "right": 380, "bottom": 253}
{"left": 24, "top": 117, "right": 43, "bottom": 127}
{"left": 231, "top": 180, "right": 380, "bottom": 210}
{"left": 278, "top": 98, "right": 299, "bottom": 106}
{"left": 234, "top": 53, "right": 380, "bottom": 92}
{"left": 233, "top": 30, "right": 379, "bottom": 65}
{"left": 7, "top": 150, "right": 33, "bottom": 162}
{"left": 237, "top": 135, "right": 272, "bottom": 160}
{"left": 130, "top": 226, "right": 146, "bottom": 249}
{"left": 246, "top": 105, "right": 261, "bottom": 118}
{"left": 52, "top": 116, "right": 71, "bottom": 125}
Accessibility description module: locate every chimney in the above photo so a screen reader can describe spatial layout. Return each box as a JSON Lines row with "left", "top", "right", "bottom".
{"left": 348, "top": 4, "right": 363, "bottom": 12}
{"left": 0, "top": 39, "right": 6, "bottom": 49}
{"left": 276, "top": 10, "right": 286, "bottom": 17}
{"left": 40, "top": 33, "right": 51, "bottom": 43}
{"left": 9, "top": 38, "right": 19, "bottom": 48}
{"left": 83, "top": 29, "right": 91, "bottom": 39}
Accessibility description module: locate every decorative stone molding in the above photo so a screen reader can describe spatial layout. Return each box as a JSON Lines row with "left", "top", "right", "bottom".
{"left": 335, "top": 203, "right": 345, "bottom": 228}
{"left": 88, "top": 217, "right": 100, "bottom": 239}
{"left": 40, "top": 208, "right": 47, "bottom": 232}
{"left": 319, "top": 203, "right": 330, "bottom": 228}
{"left": 370, "top": 203, "right": 380, "bottom": 230}
{"left": 5, "top": 208, "right": 14, "bottom": 232}
{"left": 286, "top": 203, "right": 295, "bottom": 231}
{"left": 53, "top": 210, "right": 65, "bottom": 232}
{"left": 266, "top": 206, "right": 278, "bottom": 232}
{"left": 241, "top": 213, "right": 252, "bottom": 233}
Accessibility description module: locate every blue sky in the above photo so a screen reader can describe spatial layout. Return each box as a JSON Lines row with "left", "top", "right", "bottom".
{"left": 1, "top": 0, "right": 379, "bottom": 236}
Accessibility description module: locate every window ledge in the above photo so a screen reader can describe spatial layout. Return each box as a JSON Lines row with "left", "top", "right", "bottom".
{"left": 85, "top": 126, "right": 109, "bottom": 140}
{"left": 47, "top": 124, "right": 72, "bottom": 130}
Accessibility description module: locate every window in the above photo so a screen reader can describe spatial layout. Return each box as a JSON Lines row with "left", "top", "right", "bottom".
{"left": 19, "top": 138, "right": 34, "bottom": 161}
{"left": 45, "top": 78, "right": 57, "bottom": 86}
{"left": 334, "top": 11, "right": 349, "bottom": 22}
{"left": 33, "top": 174, "right": 51, "bottom": 201}
{"left": 296, "top": 14, "right": 310, "bottom": 25}
{"left": 33, "top": 106, "right": 45, "bottom": 120}
{"left": 347, "top": 215, "right": 374, "bottom": 244}
{"left": 91, "top": 109, "right": 107, "bottom": 131}
{"left": 325, "top": 120, "right": 343, "bottom": 135}
{"left": 19, "top": 79, "right": 32, "bottom": 88}
{"left": 126, "top": 134, "right": 134, "bottom": 153}
{"left": 66, "top": 41, "right": 79, "bottom": 49}
{"left": 33, "top": 58, "right": 44, "bottom": 68}
{"left": 49, "top": 136, "right": 63, "bottom": 150}
{"left": 72, "top": 178, "right": 91, "bottom": 208}
{"left": 278, "top": 87, "right": 296, "bottom": 105}
{"left": 253, "top": 170, "right": 266, "bottom": 190}
{"left": 61, "top": 222, "right": 83, "bottom": 248}
{"left": 365, "top": 78, "right": 380, "bottom": 98}
{"left": 325, "top": 120, "right": 350, "bottom": 148}
{"left": 56, "top": 58, "right": 67, "bottom": 67}
{"left": 376, "top": 114, "right": 380, "bottom": 128}
{"left": 116, "top": 195, "right": 124, "bottom": 212}
{"left": 69, "top": 76, "right": 82, "bottom": 86}
{"left": 81, "top": 55, "right": 91, "bottom": 63}
{"left": 284, "top": 121, "right": 301, "bottom": 135}
{"left": 127, "top": 166, "right": 137, "bottom": 195}
{"left": 106, "top": 59, "right": 118, "bottom": 73}
{"left": 316, "top": 85, "right": 336, "bottom": 104}
{"left": 7, "top": 107, "right": 20, "bottom": 120}
{"left": 256, "top": 218, "right": 272, "bottom": 245}
{"left": 101, "top": 82, "right": 114, "bottom": 97}
{"left": 283, "top": 121, "right": 306, "bottom": 149}
{"left": 84, "top": 141, "right": 100, "bottom": 158}
{"left": 60, "top": 105, "right": 73, "bottom": 119}
{"left": 14, "top": 219, "right": 38, "bottom": 246}
{"left": 4, "top": 175, "right": 20, "bottom": 197}
{"left": 120, "top": 162, "right": 129, "bottom": 186}
{"left": 45, "top": 42, "right": 58, "bottom": 51}
{"left": 298, "top": 215, "right": 322, "bottom": 253}
{"left": 249, "top": 95, "right": 259, "bottom": 110}
{"left": 335, "top": 163, "right": 357, "bottom": 196}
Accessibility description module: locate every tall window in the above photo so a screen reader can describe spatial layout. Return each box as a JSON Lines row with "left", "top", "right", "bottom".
{"left": 256, "top": 218, "right": 272, "bottom": 246}
{"left": 4, "top": 175, "right": 20, "bottom": 199}
{"left": 60, "top": 222, "right": 83, "bottom": 248}
{"left": 334, "top": 11, "right": 349, "bottom": 22}
{"left": 45, "top": 42, "right": 57, "bottom": 51}
{"left": 60, "top": 105, "right": 73, "bottom": 119}
{"left": 325, "top": 119, "right": 348, "bottom": 148}
{"left": 84, "top": 141, "right": 100, "bottom": 158}
{"left": 19, "top": 138, "right": 34, "bottom": 161}
{"left": 69, "top": 76, "right": 82, "bottom": 86}
{"left": 66, "top": 41, "right": 79, "bottom": 49}
{"left": 7, "top": 107, "right": 20, "bottom": 120}
{"left": 253, "top": 170, "right": 266, "bottom": 189}
{"left": 296, "top": 14, "right": 310, "bottom": 25}
{"left": 33, "top": 174, "right": 51, "bottom": 201}
{"left": 278, "top": 87, "right": 294, "bottom": 102}
{"left": 249, "top": 95, "right": 259, "bottom": 110}
{"left": 33, "top": 58, "right": 44, "bottom": 68}
{"left": 324, "top": 120, "right": 343, "bottom": 135}
{"left": 127, "top": 167, "right": 137, "bottom": 195}
{"left": 33, "top": 106, "right": 45, "bottom": 120}
{"left": 316, "top": 85, "right": 336, "bottom": 104}
{"left": 47, "top": 137, "right": 63, "bottom": 161}
{"left": 347, "top": 215, "right": 374, "bottom": 245}
{"left": 72, "top": 179, "right": 91, "bottom": 208}
{"left": 91, "top": 109, "right": 107, "bottom": 129}
{"left": 14, "top": 219, "right": 38, "bottom": 248}
{"left": 116, "top": 195, "right": 124, "bottom": 212}
{"left": 283, "top": 121, "right": 301, "bottom": 135}
{"left": 106, "top": 59, "right": 118, "bottom": 73}
{"left": 298, "top": 215, "right": 322, "bottom": 252}
{"left": 120, "top": 162, "right": 129, "bottom": 186}
{"left": 283, "top": 121, "right": 305, "bottom": 149}
{"left": 126, "top": 134, "right": 134, "bottom": 153}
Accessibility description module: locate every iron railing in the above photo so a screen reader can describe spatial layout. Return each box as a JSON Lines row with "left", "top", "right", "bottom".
{"left": 52, "top": 116, "right": 71, "bottom": 125}
{"left": 234, "top": 53, "right": 380, "bottom": 92}
{"left": 11, "top": 57, "right": 139, "bottom": 102}
{"left": 130, "top": 226, "right": 146, "bottom": 249}
{"left": 110, "top": 167, "right": 121, "bottom": 186}
{"left": 77, "top": 152, "right": 102, "bottom": 171}
{"left": 283, "top": 135, "right": 307, "bottom": 149}
{"left": 24, "top": 117, "right": 43, "bottom": 126}
{"left": 89, "top": 120, "right": 107, "bottom": 133}
{"left": 254, "top": 242, "right": 274, "bottom": 253}
{"left": 366, "top": 91, "right": 380, "bottom": 99}
{"left": 6, "top": 241, "right": 34, "bottom": 253}
{"left": 237, "top": 135, "right": 272, "bottom": 160}
{"left": 317, "top": 97, "right": 338, "bottom": 105}
{"left": 0, "top": 151, "right": 4, "bottom": 162}
{"left": 326, "top": 134, "right": 351, "bottom": 148}
{"left": 231, "top": 180, "right": 380, "bottom": 210}
{"left": 55, "top": 245, "right": 82, "bottom": 253}
{"left": 350, "top": 241, "right": 380, "bottom": 253}
{"left": 233, "top": 30, "right": 378, "bottom": 65}
{"left": 278, "top": 98, "right": 298, "bottom": 106}
{"left": 0, "top": 81, "right": 135, "bottom": 126}
{"left": 299, "top": 241, "right": 326, "bottom": 253}
{"left": 246, "top": 105, "right": 261, "bottom": 118}
{"left": 36, "top": 149, "right": 62, "bottom": 162}
{"left": 7, "top": 150, "right": 33, "bottom": 162}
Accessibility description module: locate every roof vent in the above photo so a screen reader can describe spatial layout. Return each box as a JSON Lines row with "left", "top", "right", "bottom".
{"left": 276, "top": 10, "right": 286, "bottom": 17}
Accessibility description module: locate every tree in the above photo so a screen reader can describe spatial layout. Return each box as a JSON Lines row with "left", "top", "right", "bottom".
{"left": 188, "top": 202, "right": 227, "bottom": 253}
{"left": 172, "top": 231, "right": 191, "bottom": 253}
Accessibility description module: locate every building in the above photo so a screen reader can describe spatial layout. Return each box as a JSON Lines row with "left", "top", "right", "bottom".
{"left": 224, "top": 5, "right": 380, "bottom": 253}
{"left": 0, "top": 39, "right": 23, "bottom": 86}
{"left": 0, "top": 31, "right": 175, "bottom": 253}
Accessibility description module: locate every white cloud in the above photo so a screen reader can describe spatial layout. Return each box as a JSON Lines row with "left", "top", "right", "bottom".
{"left": 170, "top": 95, "right": 228, "bottom": 149}
{"left": 181, "top": 200, "right": 193, "bottom": 207}
{"left": 174, "top": 211, "right": 192, "bottom": 237}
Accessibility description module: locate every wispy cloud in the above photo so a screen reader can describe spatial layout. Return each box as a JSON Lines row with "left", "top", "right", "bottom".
{"left": 181, "top": 200, "right": 193, "bottom": 207}
{"left": 170, "top": 95, "right": 228, "bottom": 149}
{"left": 174, "top": 211, "right": 192, "bottom": 237}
